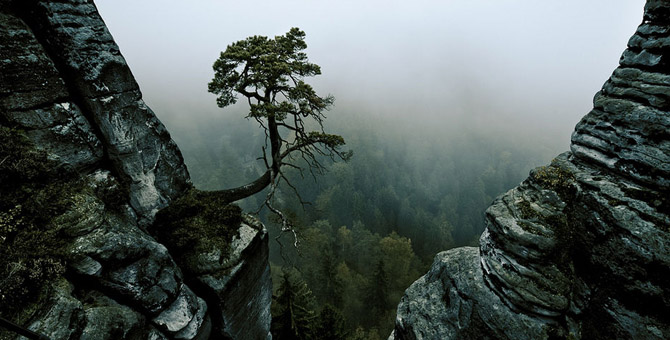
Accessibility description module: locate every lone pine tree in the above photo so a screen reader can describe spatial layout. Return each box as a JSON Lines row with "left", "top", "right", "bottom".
{"left": 208, "top": 28, "right": 350, "bottom": 226}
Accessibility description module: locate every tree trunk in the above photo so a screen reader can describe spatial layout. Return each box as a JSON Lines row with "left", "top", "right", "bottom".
{"left": 268, "top": 115, "right": 281, "bottom": 176}
{"left": 210, "top": 170, "right": 272, "bottom": 203}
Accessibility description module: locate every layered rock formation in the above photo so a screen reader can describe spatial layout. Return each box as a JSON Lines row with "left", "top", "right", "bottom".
{"left": 391, "top": 1, "right": 669, "bottom": 339}
{"left": 0, "top": 0, "right": 271, "bottom": 339}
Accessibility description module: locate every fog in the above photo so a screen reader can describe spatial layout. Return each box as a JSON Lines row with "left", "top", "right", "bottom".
{"left": 93, "top": 0, "right": 646, "bottom": 214}
{"left": 94, "top": 2, "right": 648, "bottom": 330}
{"left": 97, "top": 0, "right": 642, "bottom": 146}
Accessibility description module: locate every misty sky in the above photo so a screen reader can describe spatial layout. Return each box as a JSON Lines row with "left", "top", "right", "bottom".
{"left": 96, "top": 0, "right": 645, "bottom": 148}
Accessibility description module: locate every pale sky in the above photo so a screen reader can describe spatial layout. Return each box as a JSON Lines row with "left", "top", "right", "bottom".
{"left": 95, "top": 0, "right": 645, "bottom": 147}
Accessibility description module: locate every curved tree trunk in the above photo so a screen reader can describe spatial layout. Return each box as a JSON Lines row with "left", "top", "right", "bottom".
{"left": 210, "top": 170, "right": 272, "bottom": 204}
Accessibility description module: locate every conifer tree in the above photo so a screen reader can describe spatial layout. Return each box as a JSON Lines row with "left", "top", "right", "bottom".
{"left": 315, "top": 304, "right": 348, "bottom": 340}
{"left": 208, "top": 28, "right": 350, "bottom": 224}
{"left": 272, "top": 269, "right": 317, "bottom": 340}
{"left": 364, "top": 259, "right": 390, "bottom": 325}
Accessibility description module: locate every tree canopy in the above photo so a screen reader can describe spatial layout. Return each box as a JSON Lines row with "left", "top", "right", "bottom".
{"left": 208, "top": 28, "right": 350, "bottom": 218}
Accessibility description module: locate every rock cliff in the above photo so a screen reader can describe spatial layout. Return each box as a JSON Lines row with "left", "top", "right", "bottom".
{"left": 0, "top": 1, "right": 271, "bottom": 339}
{"left": 391, "top": 1, "right": 669, "bottom": 339}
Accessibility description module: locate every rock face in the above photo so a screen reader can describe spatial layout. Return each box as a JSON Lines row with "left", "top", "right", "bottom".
{"left": 185, "top": 217, "right": 273, "bottom": 340}
{"left": 0, "top": 1, "right": 271, "bottom": 339}
{"left": 391, "top": 1, "right": 670, "bottom": 339}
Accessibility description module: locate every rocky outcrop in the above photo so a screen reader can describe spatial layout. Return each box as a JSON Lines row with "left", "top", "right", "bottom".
{"left": 14, "top": 0, "right": 191, "bottom": 223}
{"left": 182, "top": 217, "right": 272, "bottom": 340}
{"left": 391, "top": 1, "right": 670, "bottom": 339}
{"left": 0, "top": 1, "right": 271, "bottom": 339}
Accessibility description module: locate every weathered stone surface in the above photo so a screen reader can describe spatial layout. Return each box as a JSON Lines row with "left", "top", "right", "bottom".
{"left": 53, "top": 174, "right": 209, "bottom": 339}
{"left": 79, "top": 302, "right": 145, "bottom": 340}
{"left": 1, "top": 0, "right": 270, "bottom": 339}
{"left": 0, "top": 10, "right": 67, "bottom": 111}
{"left": 392, "top": 1, "right": 670, "bottom": 339}
{"left": 183, "top": 216, "right": 273, "bottom": 340}
{"left": 393, "top": 153, "right": 669, "bottom": 339}
{"left": 16, "top": 0, "right": 191, "bottom": 222}
{"left": 65, "top": 191, "right": 181, "bottom": 315}
{"left": 153, "top": 285, "right": 209, "bottom": 339}
{"left": 571, "top": 1, "right": 670, "bottom": 189}
{"left": 0, "top": 9, "right": 103, "bottom": 171}
{"left": 26, "top": 279, "right": 85, "bottom": 340}
{"left": 188, "top": 223, "right": 260, "bottom": 275}
{"left": 25, "top": 279, "right": 169, "bottom": 340}
{"left": 0, "top": 2, "right": 210, "bottom": 338}
{"left": 392, "top": 247, "right": 549, "bottom": 340}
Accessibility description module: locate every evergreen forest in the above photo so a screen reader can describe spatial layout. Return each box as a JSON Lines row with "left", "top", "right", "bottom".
{"left": 166, "top": 107, "right": 563, "bottom": 339}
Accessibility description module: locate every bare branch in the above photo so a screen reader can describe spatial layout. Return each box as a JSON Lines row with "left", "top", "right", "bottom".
{"left": 276, "top": 122, "right": 299, "bottom": 131}
{"left": 279, "top": 171, "right": 311, "bottom": 208}
{"left": 281, "top": 162, "right": 305, "bottom": 178}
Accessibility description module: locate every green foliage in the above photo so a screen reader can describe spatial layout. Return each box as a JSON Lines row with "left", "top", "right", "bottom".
{"left": 208, "top": 27, "right": 326, "bottom": 112}
{"left": 364, "top": 260, "right": 390, "bottom": 318}
{"left": 207, "top": 27, "right": 348, "bottom": 206}
{"left": 270, "top": 221, "right": 421, "bottom": 337}
{"left": 0, "top": 127, "right": 76, "bottom": 321}
{"left": 272, "top": 268, "right": 318, "bottom": 340}
{"left": 269, "top": 119, "right": 542, "bottom": 258}
{"left": 182, "top": 100, "right": 559, "bottom": 338}
{"left": 315, "top": 304, "right": 348, "bottom": 340}
{"left": 150, "top": 189, "right": 242, "bottom": 271}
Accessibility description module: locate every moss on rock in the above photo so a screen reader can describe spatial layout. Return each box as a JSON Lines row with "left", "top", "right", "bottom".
{"left": 0, "top": 127, "right": 80, "bottom": 323}
{"left": 531, "top": 162, "right": 577, "bottom": 201}
{"left": 150, "top": 188, "right": 242, "bottom": 274}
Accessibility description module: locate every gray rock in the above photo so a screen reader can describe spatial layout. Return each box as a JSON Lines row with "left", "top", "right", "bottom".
{"left": 174, "top": 296, "right": 210, "bottom": 340}
{"left": 392, "top": 247, "right": 549, "bottom": 340}
{"left": 79, "top": 304, "right": 145, "bottom": 340}
{"left": 24, "top": 279, "right": 163, "bottom": 340}
{"left": 17, "top": 0, "right": 191, "bottom": 223}
{"left": 190, "top": 217, "right": 273, "bottom": 340}
{"left": 392, "top": 1, "right": 670, "bottom": 338}
{"left": 0, "top": 10, "right": 103, "bottom": 171}
{"left": 0, "top": 10, "right": 68, "bottom": 111}
{"left": 153, "top": 285, "right": 209, "bottom": 339}
{"left": 26, "top": 279, "right": 85, "bottom": 340}
{"left": 571, "top": 4, "right": 670, "bottom": 190}
{"left": 189, "top": 223, "right": 260, "bottom": 275}
{"left": 0, "top": 3, "right": 212, "bottom": 335}
{"left": 68, "top": 209, "right": 183, "bottom": 315}
{"left": 1, "top": 1, "right": 271, "bottom": 339}
{"left": 393, "top": 151, "right": 669, "bottom": 339}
